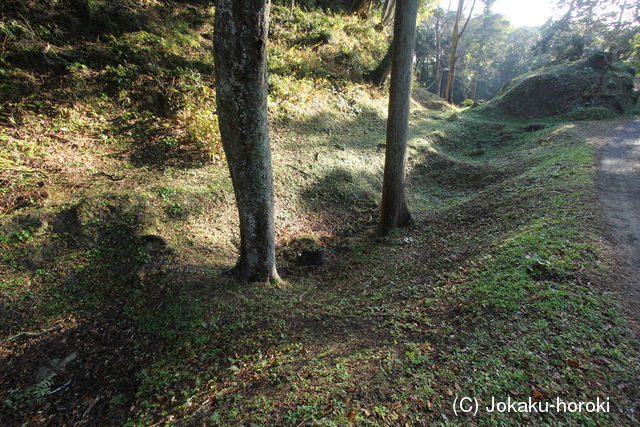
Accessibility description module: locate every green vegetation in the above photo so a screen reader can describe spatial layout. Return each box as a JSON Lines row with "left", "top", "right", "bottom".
{"left": 0, "top": 0, "right": 638, "bottom": 425}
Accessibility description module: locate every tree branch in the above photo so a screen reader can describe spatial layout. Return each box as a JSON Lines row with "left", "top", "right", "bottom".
{"left": 459, "top": 0, "right": 477, "bottom": 38}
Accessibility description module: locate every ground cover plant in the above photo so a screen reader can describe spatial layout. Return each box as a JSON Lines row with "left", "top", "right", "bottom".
{"left": 0, "top": 0, "right": 639, "bottom": 425}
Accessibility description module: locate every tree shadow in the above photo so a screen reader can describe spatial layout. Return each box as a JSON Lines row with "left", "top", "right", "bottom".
{"left": 279, "top": 106, "right": 387, "bottom": 152}
{"left": 110, "top": 113, "right": 212, "bottom": 170}
{"left": 0, "top": 193, "right": 234, "bottom": 424}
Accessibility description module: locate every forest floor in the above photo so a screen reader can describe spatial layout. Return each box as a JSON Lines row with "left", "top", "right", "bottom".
{"left": 597, "top": 118, "right": 640, "bottom": 326}
{"left": 2, "top": 99, "right": 640, "bottom": 424}
{"left": 1, "top": 2, "right": 640, "bottom": 425}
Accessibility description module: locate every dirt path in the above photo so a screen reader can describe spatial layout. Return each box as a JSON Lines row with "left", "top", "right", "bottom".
{"left": 598, "top": 118, "right": 640, "bottom": 321}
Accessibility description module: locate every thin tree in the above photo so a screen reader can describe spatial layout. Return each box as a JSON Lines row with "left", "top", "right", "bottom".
{"left": 352, "top": 0, "right": 375, "bottom": 17}
{"left": 214, "top": 1, "right": 280, "bottom": 283}
{"left": 366, "top": 42, "right": 394, "bottom": 87}
{"left": 432, "top": 3, "right": 450, "bottom": 97}
{"left": 365, "top": 0, "right": 397, "bottom": 87}
{"left": 380, "top": 0, "right": 397, "bottom": 27}
{"left": 380, "top": 0, "right": 419, "bottom": 234}
{"left": 443, "top": 0, "right": 476, "bottom": 103}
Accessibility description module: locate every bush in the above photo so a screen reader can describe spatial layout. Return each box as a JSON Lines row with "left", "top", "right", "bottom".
{"left": 460, "top": 99, "right": 477, "bottom": 108}
{"left": 169, "top": 69, "right": 222, "bottom": 160}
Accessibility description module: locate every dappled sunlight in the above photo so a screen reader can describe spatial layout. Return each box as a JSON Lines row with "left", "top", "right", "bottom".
{"left": 1, "top": 0, "right": 639, "bottom": 424}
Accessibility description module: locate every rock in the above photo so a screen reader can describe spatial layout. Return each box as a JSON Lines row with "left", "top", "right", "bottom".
{"left": 289, "top": 236, "right": 325, "bottom": 266}
{"left": 0, "top": 212, "right": 48, "bottom": 238}
{"left": 35, "top": 352, "right": 78, "bottom": 382}
{"left": 523, "top": 124, "right": 546, "bottom": 132}
{"left": 23, "top": 244, "right": 59, "bottom": 270}
{"left": 0, "top": 221, "right": 21, "bottom": 238}
{"left": 24, "top": 247, "right": 45, "bottom": 270}
{"left": 135, "top": 235, "right": 171, "bottom": 282}
{"left": 16, "top": 212, "right": 48, "bottom": 230}
{"left": 139, "top": 234, "right": 168, "bottom": 253}
{"left": 54, "top": 194, "right": 160, "bottom": 246}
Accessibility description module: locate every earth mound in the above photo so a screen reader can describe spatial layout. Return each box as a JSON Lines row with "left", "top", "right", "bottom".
{"left": 484, "top": 52, "right": 637, "bottom": 119}
{"left": 412, "top": 85, "right": 455, "bottom": 112}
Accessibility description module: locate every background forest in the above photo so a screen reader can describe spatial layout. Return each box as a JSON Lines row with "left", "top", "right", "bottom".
{"left": 0, "top": 0, "right": 639, "bottom": 425}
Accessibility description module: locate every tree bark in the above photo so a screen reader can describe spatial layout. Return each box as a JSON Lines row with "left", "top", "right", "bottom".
{"left": 380, "top": 0, "right": 397, "bottom": 27}
{"left": 443, "top": 0, "right": 476, "bottom": 103}
{"left": 471, "top": 73, "right": 478, "bottom": 100}
{"left": 379, "top": 0, "right": 418, "bottom": 234}
{"left": 352, "top": 0, "right": 373, "bottom": 17}
{"left": 214, "top": 1, "right": 280, "bottom": 283}
{"left": 366, "top": 40, "right": 393, "bottom": 87}
{"left": 434, "top": 15, "right": 443, "bottom": 96}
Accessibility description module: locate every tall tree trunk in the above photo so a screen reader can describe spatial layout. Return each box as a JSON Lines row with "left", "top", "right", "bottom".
{"left": 471, "top": 73, "right": 478, "bottom": 100}
{"left": 443, "top": 2, "right": 461, "bottom": 103}
{"left": 435, "top": 65, "right": 443, "bottom": 97}
{"left": 214, "top": 0, "right": 280, "bottom": 283}
{"left": 432, "top": 8, "right": 446, "bottom": 96}
{"left": 380, "top": 0, "right": 418, "bottom": 234}
{"left": 434, "top": 24, "right": 442, "bottom": 96}
{"left": 366, "top": 41, "right": 393, "bottom": 87}
{"left": 443, "top": 0, "right": 476, "bottom": 103}
{"left": 380, "top": 0, "right": 397, "bottom": 27}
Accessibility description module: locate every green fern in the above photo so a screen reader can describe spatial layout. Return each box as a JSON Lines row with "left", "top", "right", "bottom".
{"left": 4, "top": 374, "right": 55, "bottom": 410}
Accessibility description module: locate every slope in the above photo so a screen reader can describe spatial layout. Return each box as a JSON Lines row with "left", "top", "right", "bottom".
{"left": 1, "top": 2, "right": 639, "bottom": 425}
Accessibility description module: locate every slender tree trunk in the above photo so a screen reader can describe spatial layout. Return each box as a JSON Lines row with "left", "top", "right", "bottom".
{"left": 366, "top": 40, "right": 393, "bottom": 87}
{"left": 434, "top": 36, "right": 442, "bottom": 95}
{"left": 352, "top": 0, "right": 373, "bottom": 17}
{"left": 449, "top": 67, "right": 456, "bottom": 101}
{"left": 433, "top": 10, "right": 443, "bottom": 96}
{"left": 443, "top": 0, "right": 476, "bottom": 103}
{"left": 471, "top": 73, "right": 478, "bottom": 100}
{"left": 381, "top": 0, "right": 397, "bottom": 27}
{"left": 214, "top": 0, "right": 280, "bottom": 283}
{"left": 380, "top": 0, "right": 418, "bottom": 234}
{"left": 443, "top": 15, "right": 460, "bottom": 102}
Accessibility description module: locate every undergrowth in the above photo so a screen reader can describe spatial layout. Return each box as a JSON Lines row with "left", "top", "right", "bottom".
{"left": 0, "top": 1, "right": 638, "bottom": 425}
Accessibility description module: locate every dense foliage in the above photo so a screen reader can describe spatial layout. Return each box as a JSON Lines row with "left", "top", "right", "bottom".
{"left": 414, "top": 0, "right": 638, "bottom": 103}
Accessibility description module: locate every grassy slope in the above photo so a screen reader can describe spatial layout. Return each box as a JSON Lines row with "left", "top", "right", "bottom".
{"left": 1, "top": 2, "right": 639, "bottom": 425}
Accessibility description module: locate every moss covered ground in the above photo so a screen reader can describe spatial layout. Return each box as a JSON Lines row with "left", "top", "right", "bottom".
{"left": 1, "top": 1, "right": 639, "bottom": 425}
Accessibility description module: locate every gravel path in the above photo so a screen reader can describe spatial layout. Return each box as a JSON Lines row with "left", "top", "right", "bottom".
{"left": 598, "top": 118, "right": 640, "bottom": 319}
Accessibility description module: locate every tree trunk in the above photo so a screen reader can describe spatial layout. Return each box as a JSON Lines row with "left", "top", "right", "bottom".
{"left": 433, "top": 10, "right": 443, "bottom": 96}
{"left": 380, "top": 0, "right": 396, "bottom": 27}
{"left": 443, "top": 0, "right": 476, "bottom": 103}
{"left": 471, "top": 73, "right": 478, "bottom": 100}
{"left": 352, "top": 0, "right": 373, "bottom": 17}
{"left": 366, "top": 40, "right": 393, "bottom": 87}
{"left": 443, "top": 8, "right": 460, "bottom": 102}
{"left": 435, "top": 65, "right": 443, "bottom": 97}
{"left": 434, "top": 38, "right": 442, "bottom": 95}
{"left": 380, "top": 0, "right": 418, "bottom": 234}
{"left": 214, "top": 0, "right": 280, "bottom": 283}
